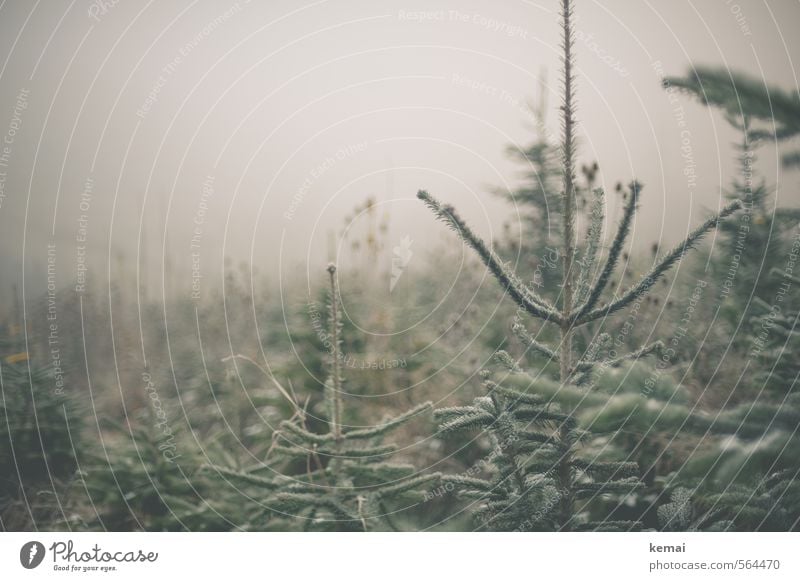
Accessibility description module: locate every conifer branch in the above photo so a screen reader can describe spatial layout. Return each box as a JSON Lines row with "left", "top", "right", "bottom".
{"left": 434, "top": 406, "right": 482, "bottom": 421}
{"left": 342, "top": 401, "right": 433, "bottom": 440}
{"left": 605, "top": 340, "right": 663, "bottom": 366}
{"left": 578, "top": 200, "right": 742, "bottom": 324}
{"left": 416, "top": 190, "right": 562, "bottom": 323}
{"left": 514, "top": 408, "right": 573, "bottom": 424}
{"left": 269, "top": 444, "right": 315, "bottom": 458}
{"left": 269, "top": 492, "right": 325, "bottom": 511}
{"left": 518, "top": 431, "right": 559, "bottom": 446}
{"left": 441, "top": 474, "right": 495, "bottom": 492}
{"left": 317, "top": 444, "right": 398, "bottom": 460}
{"left": 512, "top": 317, "right": 560, "bottom": 361}
{"left": 574, "top": 182, "right": 640, "bottom": 320}
{"left": 202, "top": 465, "right": 279, "bottom": 490}
{"left": 485, "top": 380, "right": 545, "bottom": 407}
{"left": 279, "top": 420, "right": 335, "bottom": 446}
{"left": 573, "top": 340, "right": 663, "bottom": 373}
{"left": 493, "top": 350, "right": 524, "bottom": 373}
{"left": 573, "top": 460, "right": 640, "bottom": 480}
{"left": 342, "top": 463, "right": 417, "bottom": 482}
{"left": 375, "top": 473, "right": 442, "bottom": 497}
{"left": 315, "top": 497, "right": 361, "bottom": 527}
{"left": 574, "top": 478, "right": 644, "bottom": 497}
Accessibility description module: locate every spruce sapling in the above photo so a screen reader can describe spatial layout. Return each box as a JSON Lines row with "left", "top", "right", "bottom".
{"left": 206, "top": 264, "right": 439, "bottom": 531}
{"left": 417, "top": 0, "right": 741, "bottom": 531}
{"left": 665, "top": 66, "right": 800, "bottom": 168}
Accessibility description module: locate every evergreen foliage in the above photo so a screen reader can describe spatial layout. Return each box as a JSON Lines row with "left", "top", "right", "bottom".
{"left": 750, "top": 272, "right": 800, "bottom": 393}
{"left": 417, "top": 0, "right": 741, "bottom": 531}
{"left": 665, "top": 68, "right": 799, "bottom": 307}
{"left": 665, "top": 66, "right": 800, "bottom": 168}
{"left": 204, "top": 265, "right": 440, "bottom": 531}
{"left": 7, "top": 1, "right": 798, "bottom": 537}
{"left": 657, "top": 66, "right": 800, "bottom": 531}
{"left": 434, "top": 367, "right": 644, "bottom": 531}
{"left": 604, "top": 339, "right": 800, "bottom": 532}
{"left": 497, "top": 72, "right": 603, "bottom": 292}
{"left": 499, "top": 74, "right": 561, "bottom": 222}
{"left": 80, "top": 418, "right": 236, "bottom": 531}
{"left": 498, "top": 73, "right": 562, "bottom": 282}
{"left": 659, "top": 471, "right": 800, "bottom": 532}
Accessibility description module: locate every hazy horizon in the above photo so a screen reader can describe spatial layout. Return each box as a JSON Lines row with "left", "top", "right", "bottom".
{"left": 1, "top": 0, "right": 799, "bottom": 309}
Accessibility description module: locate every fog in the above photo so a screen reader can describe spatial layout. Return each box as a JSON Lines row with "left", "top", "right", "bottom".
{"left": 1, "top": 0, "right": 799, "bottom": 308}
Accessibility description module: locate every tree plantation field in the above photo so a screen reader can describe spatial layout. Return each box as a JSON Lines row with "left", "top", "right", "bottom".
{"left": 1, "top": 0, "right": 800, "bottom": 533}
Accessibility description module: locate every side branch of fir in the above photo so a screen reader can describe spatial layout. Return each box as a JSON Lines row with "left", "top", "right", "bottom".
{"left": 417, "top": 0, "right": 741, "bottom": 531}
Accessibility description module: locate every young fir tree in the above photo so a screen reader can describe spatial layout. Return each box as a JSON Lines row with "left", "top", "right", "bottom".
{"left": 719, "top": 120, "right": 772, "bottom": 281}
{"left": 654, "top": 67, "right": 800, "bottom": 531}
{"left": 498, "top": 73, "right": 561, "bottom": 269}
{"left": 207, "top": 265, "right": 439, "bottom": 531}
{"left": 81, "top": 417, "right": 242, "bottom": 532}
{"left": 665, "top": 66, "right": 800, "bottom": 169}
{"left": 689, "top": 272, "right": 799, "bottom": 532}
{"left": 750, "top": 271, "right": 800, "bottom": 393}
{"left": 658, "top": 474, "right": 799, "bottom": 532}
{"left": 583, "top": 359, "right": 800, "bottom": 530}
{"left": 416, "top": 0, "right": 741, "bottom": 531}
{"left": 665, "top": 67, "right": 799, "bottom": 306}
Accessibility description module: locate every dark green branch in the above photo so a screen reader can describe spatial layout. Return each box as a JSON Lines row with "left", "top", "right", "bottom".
{"left": 576, "top": 188, "right": 606, "bottom": 303}
{"left": 417, "top": 190, "right": 562, "bottom": 324}
{"left": 578, "top": 199, "right": 742, "bottom": 324}
{"left": 574, "top": 182, "right": 640, "bottom": 320}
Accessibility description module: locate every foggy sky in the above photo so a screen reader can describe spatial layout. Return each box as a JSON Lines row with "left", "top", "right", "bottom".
{"left": 1, "top": 0, "right": 799, "bottom": 308}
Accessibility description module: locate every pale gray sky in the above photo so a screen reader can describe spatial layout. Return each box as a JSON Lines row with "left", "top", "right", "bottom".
{"left": 1, "top": 0, "right": 799, "bottom": 304}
